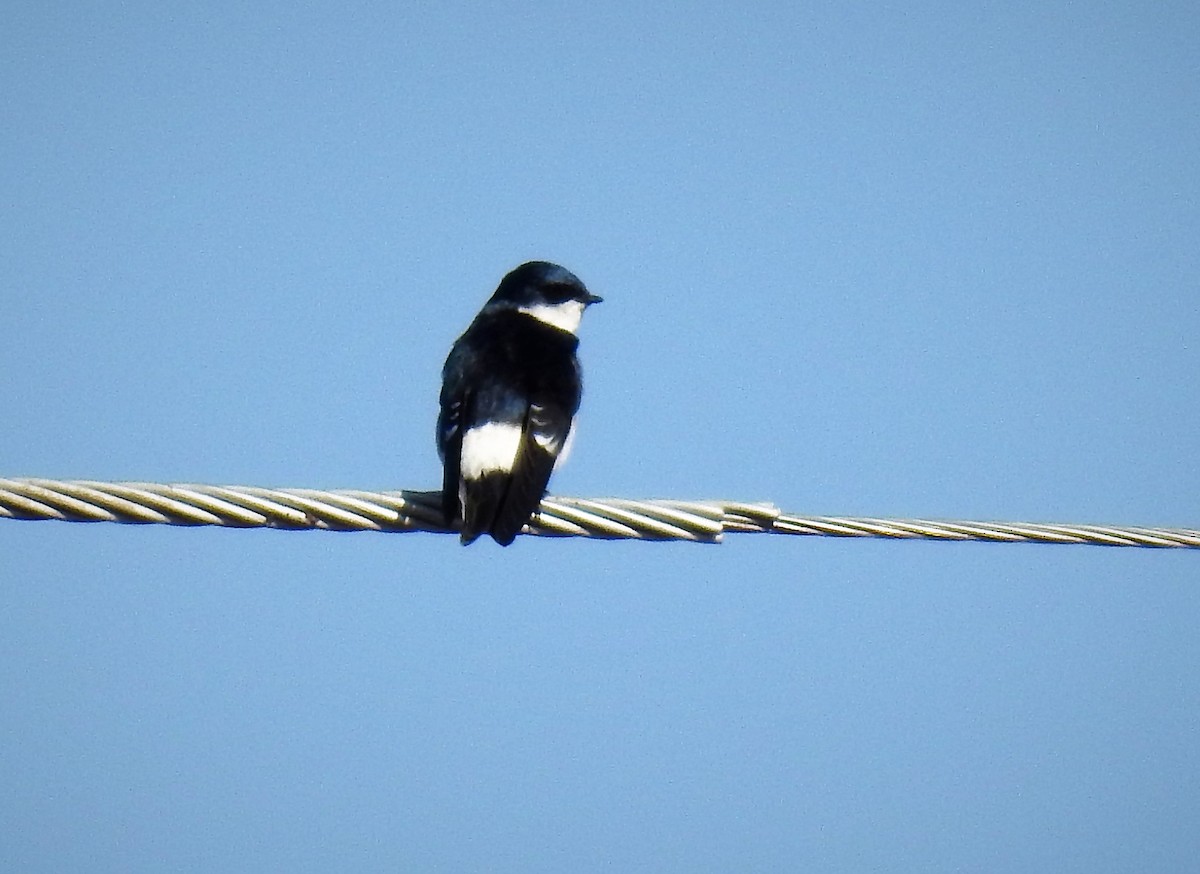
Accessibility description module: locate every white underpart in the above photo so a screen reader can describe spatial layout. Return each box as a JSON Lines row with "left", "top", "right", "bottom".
{"left": 460, "top": 422, "right": 523, "bottom": 481}
{"left": 518, "top": 299, "right": 586, "bottom": 334}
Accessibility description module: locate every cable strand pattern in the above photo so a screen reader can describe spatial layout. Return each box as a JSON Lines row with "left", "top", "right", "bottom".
{"left": 1, "top": 477, "right": 1196, "bottom": 548}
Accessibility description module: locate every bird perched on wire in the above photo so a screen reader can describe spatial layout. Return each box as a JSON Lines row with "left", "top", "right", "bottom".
{"left": 437, "top": 261, "right": 603, "bottom": 545}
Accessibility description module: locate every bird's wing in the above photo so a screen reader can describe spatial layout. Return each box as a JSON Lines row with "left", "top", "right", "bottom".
{"left": 437, "top": 401, "right": 465, "bottom": 529}
{"left": 437, "top": 343, "right": 472, "bottom": 528}
{"left": 487, "top": 400, "right": 572, "bottom": 546}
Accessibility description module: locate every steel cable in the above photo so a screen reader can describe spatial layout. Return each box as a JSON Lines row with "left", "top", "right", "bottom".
{"left": 1, "top": 477, "right": 1196, "bottom": 548}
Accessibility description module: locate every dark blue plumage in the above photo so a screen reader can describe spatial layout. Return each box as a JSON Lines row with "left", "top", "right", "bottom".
{"left": 437, "top": 262, "right": 601, "bottom": 545}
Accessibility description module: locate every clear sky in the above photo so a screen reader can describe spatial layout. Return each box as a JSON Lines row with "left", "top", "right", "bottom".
{"left": 2, "top": 2, "right": 1198, "bottom": 870}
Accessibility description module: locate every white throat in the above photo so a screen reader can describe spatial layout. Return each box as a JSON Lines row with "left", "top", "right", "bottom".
{"left": 518, "top": 299, "right": 586, "bottom": 334}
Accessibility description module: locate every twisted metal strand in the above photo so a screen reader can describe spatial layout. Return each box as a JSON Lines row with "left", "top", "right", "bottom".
{"left": 0, "top": 477, "right": 1196, "bottom": 548}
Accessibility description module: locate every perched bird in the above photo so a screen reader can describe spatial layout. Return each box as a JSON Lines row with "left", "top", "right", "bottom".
{"left": 437, "top": 261, "right": 602, "bottom": 545}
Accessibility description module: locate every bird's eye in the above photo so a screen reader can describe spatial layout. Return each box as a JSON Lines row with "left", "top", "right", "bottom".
{"left": 544, "top": 281, "right": 578, "bottom": 302}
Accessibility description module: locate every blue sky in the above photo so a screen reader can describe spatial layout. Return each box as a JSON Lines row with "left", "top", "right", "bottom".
{"left": 2, "top": 2, "right": 1198, "bottom": 870}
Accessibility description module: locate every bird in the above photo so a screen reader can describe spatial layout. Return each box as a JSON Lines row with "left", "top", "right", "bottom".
{"left": 437, "top": 261, "right": 602, "bottom": 545}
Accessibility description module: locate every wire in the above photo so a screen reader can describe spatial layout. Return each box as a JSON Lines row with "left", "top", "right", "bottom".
{"left": 1, "top": 477, "right": 1195, "bottom": 548}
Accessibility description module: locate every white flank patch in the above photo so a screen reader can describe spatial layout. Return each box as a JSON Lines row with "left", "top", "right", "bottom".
{"left": 460, "top": 421, "right": 523, "bottom": 480}
{"left": 518, "top": 299, "right": 586, "bottom": 334}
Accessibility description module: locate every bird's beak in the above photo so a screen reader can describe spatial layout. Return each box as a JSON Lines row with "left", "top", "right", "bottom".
{"left": 584, "top": 292, "right": 604, "bottom": 305}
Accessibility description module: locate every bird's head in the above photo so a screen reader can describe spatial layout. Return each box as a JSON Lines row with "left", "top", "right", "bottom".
{"left": 489, "top": 261, "right": 603, "bottom": 334}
